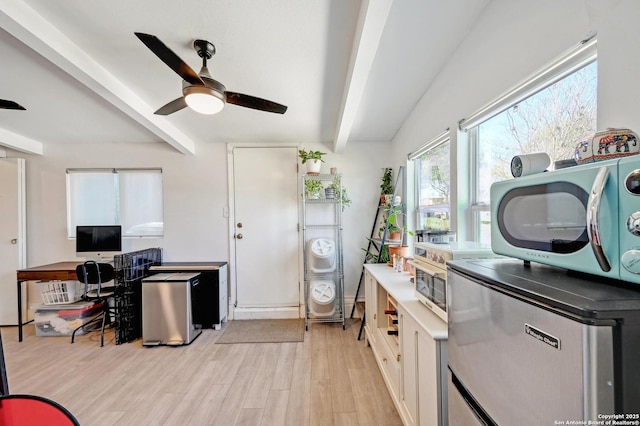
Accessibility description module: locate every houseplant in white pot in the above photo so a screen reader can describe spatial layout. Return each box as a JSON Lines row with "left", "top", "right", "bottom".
{"left": 299, "top": 149, "right": 326, "bottom": 175}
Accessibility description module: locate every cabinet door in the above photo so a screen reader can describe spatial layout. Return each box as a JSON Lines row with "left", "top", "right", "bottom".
{"left": 364, "top": 270, "right": 377, "bottom": 344}
{"left": 401, "top": 306, "right": 441, "bottom": 426}
{"left": 416, "top": 328, "right": 438, "bottom": 426}
{"left": 400, "top": 307, "right": 418, "bottom": 426}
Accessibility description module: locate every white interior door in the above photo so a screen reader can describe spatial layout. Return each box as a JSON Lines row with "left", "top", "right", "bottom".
{"left": 231, "top": 147, "right": 300, "bottom": 317}
{"left": 0, "top": 158, "right": 26, "bottom": 325}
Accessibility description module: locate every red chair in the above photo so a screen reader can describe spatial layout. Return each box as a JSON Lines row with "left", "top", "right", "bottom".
{"left": 0, "top": 329, "right": 79, "bottom": 425}
{"left": 0, "top": 394, "right": 80, "bottom": 426}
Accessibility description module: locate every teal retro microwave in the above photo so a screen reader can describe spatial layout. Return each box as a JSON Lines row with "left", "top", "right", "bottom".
{"left": 491, "top": 155, "right": 640, "bottom": 284}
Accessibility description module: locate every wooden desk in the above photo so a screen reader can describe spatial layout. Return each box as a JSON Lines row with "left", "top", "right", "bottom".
{"left": 16, "top": 262, "right": 83, "bottom": 342}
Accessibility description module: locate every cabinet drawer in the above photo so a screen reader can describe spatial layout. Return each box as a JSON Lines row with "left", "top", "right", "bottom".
{"left": 364, "top": 323, "right": 376, "bottom": 345}
{"left": 374, "top": 328, "right": 401, "bottom": 399}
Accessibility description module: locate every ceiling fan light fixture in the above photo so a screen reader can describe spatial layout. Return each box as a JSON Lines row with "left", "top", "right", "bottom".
{"left": 184, "top": 86, "right": 224, "bottom": 115}
{"left": 136, "top": 33, "right": 286, "bottom": 115}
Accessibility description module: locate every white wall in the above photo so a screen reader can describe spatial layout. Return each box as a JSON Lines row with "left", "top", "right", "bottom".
{"left": 16, "top": 141, "right": 228, "bottom": 265}
{"left": 390, "top": 0, "right": 640, "bottom": 236}
{"left": 5, "top": 139, "right": 391, "bottom": 303}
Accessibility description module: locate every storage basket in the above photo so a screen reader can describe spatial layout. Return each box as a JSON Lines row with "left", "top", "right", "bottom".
{"left": 36, "top": 280, "right": 83, "bottom": 305}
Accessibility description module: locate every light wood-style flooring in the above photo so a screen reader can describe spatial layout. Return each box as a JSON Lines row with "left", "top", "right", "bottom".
{"left": 1, "top": 319, "right": 402, "bottom": 426}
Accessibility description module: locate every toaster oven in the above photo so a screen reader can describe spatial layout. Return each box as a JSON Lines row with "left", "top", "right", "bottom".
{"left": 411, "top": 241, "right": 498, "bottom": 322}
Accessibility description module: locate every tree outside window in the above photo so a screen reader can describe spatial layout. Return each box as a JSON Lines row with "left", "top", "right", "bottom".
{"left": 416, "top": 141, "right": 450, "bottom": 231}
{"left": 473, "top": 61, "right": 597, "bottom": 242}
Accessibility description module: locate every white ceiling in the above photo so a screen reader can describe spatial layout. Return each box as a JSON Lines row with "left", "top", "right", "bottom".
{"left": 0, "top": 0, "right": 489, "bottom": 155}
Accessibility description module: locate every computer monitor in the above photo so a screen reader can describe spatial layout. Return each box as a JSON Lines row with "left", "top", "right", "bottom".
{"left": 76, "top": 225, "right": 122, "bottom": 260}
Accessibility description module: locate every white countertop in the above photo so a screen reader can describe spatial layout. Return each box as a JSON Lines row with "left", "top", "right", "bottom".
{"left": 364, "top": 264, "right": 448, "bottom": 340}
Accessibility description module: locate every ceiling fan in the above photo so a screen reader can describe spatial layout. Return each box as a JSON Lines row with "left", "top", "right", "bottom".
{"left": 0, "top": 99, "right": 26, "bottom": 110}
{"left": 134, "top": 32, "right": 287, "bottom": 116}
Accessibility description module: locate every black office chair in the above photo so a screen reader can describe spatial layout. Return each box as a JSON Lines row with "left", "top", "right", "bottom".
{"left": 0, "top": 328, "right": 80, "bottom": 425}
{"left": 71, "top": 261, "right": 116, "bottom": 347}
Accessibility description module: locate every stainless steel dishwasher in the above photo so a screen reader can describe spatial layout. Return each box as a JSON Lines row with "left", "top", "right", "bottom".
{"left": 141, "top": 272, "right": 202, "bottom": 346}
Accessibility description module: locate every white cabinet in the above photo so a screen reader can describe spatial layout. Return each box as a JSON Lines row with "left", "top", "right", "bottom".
{"left": 364, "top": 264, "right": 448, "bottom": 426}
{"left": 400, "top": 307, "right": 418, "bottom": 425}
{"left": 400, "top": 304, "right": 448, "bottom": 426}
{"left": 364, "top": 270, "right": 377, "bottom": 346}
{"left": 364, "top": 269, "right": 401, "bottom": 401}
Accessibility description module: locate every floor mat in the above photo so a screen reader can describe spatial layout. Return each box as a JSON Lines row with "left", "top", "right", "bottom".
{"left": 215, "top": 319, "right": 305, "bottom": 344}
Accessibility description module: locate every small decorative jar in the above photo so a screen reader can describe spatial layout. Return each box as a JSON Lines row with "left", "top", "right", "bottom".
{"left": 574, "top": 128, "right": 639, "bottom": 164}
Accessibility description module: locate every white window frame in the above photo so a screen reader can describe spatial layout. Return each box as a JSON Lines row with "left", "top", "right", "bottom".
{"left": 409, "top": 129, "right": 451, "bottom": 233}
{"left": 66, "top": 168, "right": 164, "bottom": 238}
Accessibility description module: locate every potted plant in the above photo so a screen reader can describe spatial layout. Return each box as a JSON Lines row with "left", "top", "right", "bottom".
{"left": 388, "top": 204, "right": 415, "bottom": 247}
{"left": 378, "top": 207, "right": 399, "bottom": 240}
{"left": 304, "top": 178, "right": 323, "bottom": 199}
{"left": 361, "top": 239, "right": 389, "bottom": 264}
{"left": 387, "top": 223, "right": 401, "bottom": 241}
{"left": 299, "top": 149, "right": 326, "bottom": 175}
{"left": 380, "top": 167, "right": 393, "bottom": 203}
{"left": 325, "top": 175, "right": 351, "bottom": 211}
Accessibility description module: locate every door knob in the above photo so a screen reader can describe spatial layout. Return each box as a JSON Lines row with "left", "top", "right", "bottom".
{"left": 236, "top": 233, "right": 243, "bottom": 239}
{"left": 11, "top": 239, "right": 17, "bottom": 244}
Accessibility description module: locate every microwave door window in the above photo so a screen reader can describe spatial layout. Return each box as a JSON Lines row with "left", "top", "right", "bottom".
{"left": 498, "top": 183, "right": 589, "bottom": 253}
{"left": 416, "top": 272, "right": 431, "bottom": 297}
{"left": 433, "top": 276, "right": 447, "bottom": 312}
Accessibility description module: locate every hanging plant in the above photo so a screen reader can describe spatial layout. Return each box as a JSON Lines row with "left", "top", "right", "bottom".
{"left": 380, "top": 168, "right": 393, "bottom": 195}
{"left": 326, "top": 175, "right": 351, "bottom": 211}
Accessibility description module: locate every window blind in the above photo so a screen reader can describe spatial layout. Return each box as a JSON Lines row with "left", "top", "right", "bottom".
{"left": 66, "top": 168, "right": 163, "bottom": 238}
{"left": 408, "top": 128, "right": 450, "bottom": 160}
{"left": 458, "top": 35, "right": 597, "bottom": 131}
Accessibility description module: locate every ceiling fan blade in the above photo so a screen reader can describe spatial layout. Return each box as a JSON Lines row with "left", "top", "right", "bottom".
{"left": 154, "top": 97, "right": 188, "bottom": 115}
{"left": 134, "top": 32, "right": 205, "bottom": 87}
{"left": 0, "top": 99, "right": 26, "bottom": 110}
{"left": 226, "top": 92, "right": 287, "bottom": 114}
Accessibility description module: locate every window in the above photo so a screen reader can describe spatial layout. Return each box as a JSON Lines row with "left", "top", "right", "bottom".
{"left": 66, "top": 168, "right": 163, "bottom": 238}
{"left": 410, "top": 130, "right": 451, "bottom": 232}
{"left": 461, "top": 37, "right": 598, "bottom": 244}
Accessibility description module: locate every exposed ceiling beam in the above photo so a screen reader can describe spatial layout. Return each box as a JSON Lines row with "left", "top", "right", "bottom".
{"left": 0, "top": 1, "right": 196, "bottom": 155}
{"left": 333, "top": 0, "right": 393, "bottom": 153}
{"left": 0, "top": 127, "right": 44, "bottom": 155}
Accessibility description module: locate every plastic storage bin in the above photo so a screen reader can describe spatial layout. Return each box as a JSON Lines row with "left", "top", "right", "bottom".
{"left": 306, "top": 238, "right": 336, "bottom": 273}
{"left": 309, "top": 279, "right": 336, "bottom": 317}
{"left": 32, "top": 301, "right": 104, "bottom": 336}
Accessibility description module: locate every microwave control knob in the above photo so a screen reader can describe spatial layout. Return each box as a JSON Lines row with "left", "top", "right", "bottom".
{"left": 627, "top": 212, "right": 640, "bottom": 236}
{"left": 621, "top": 250, "right": 640, "bottom": 274}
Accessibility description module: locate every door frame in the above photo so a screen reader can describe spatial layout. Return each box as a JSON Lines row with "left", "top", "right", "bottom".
{"left": 226, "top": 143, "right": 303, "bottom": 320}
{"left": 0, "top": 158, "right": 27, "bottom": 325}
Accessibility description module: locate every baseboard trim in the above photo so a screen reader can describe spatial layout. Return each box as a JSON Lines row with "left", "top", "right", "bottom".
{"left": 229, "top": 302, "right": 359, "bottom": 320}
{"left": 231, "top": 306, "right": 300, "bottom": 320}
